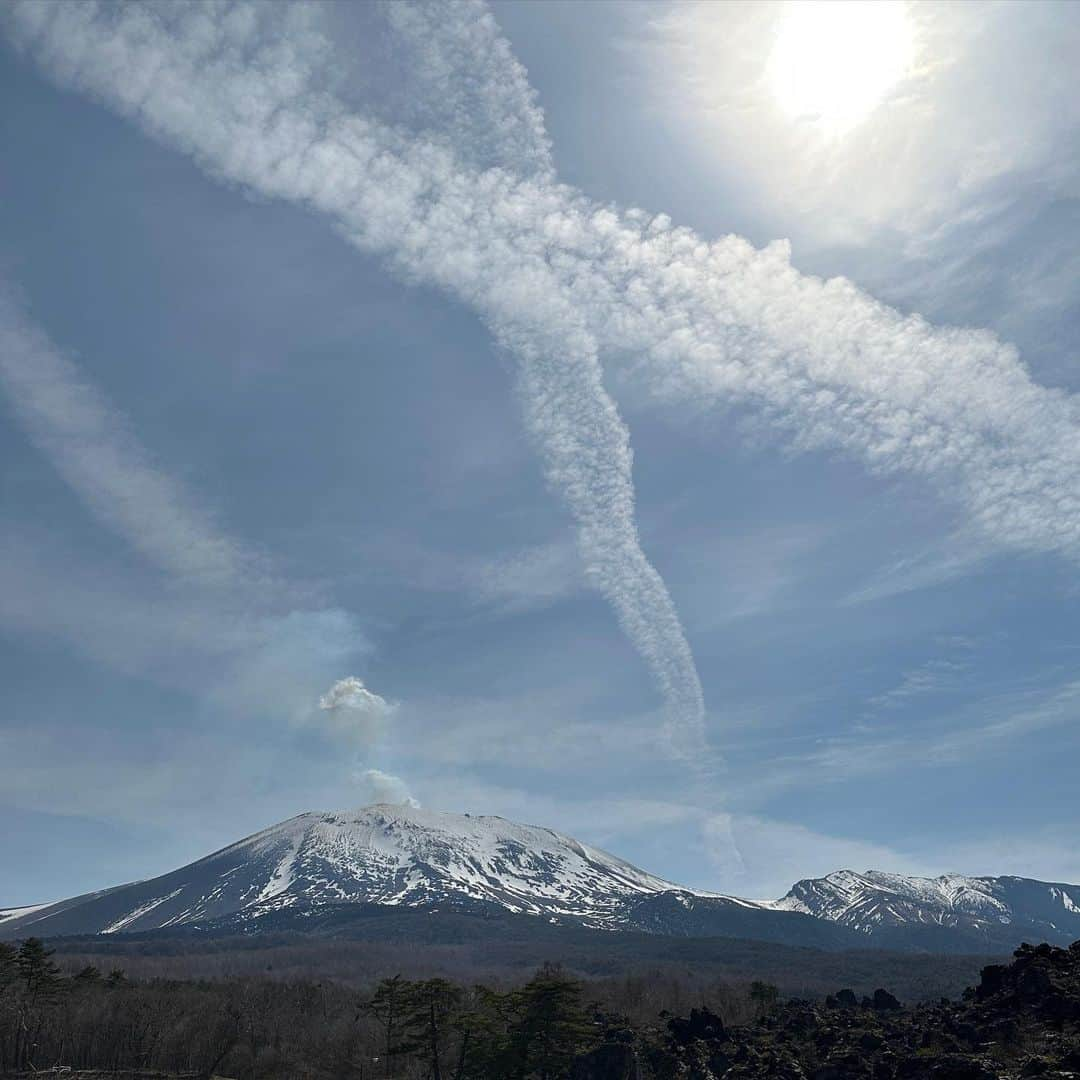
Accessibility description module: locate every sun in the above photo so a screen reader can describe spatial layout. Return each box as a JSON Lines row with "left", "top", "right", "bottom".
{"left": 768, "top": 0, "right": 915, "bottom": 136}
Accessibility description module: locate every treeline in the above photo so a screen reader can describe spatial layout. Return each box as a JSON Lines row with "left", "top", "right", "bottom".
{"left": 43, "top": 927, "right": 992, "bottom": 1003}
{"left": 0, "top": 936, "right": 757, "bottom": 1078}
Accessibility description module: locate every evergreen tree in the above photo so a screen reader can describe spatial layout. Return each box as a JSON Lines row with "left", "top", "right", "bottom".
{"left": 397, "top": 977, "right": 462, "bottom": 1080}
{"left": 451, "top": 985, "right": 515, "bottom": 1080}
{"left": 509, "top": 965, "right": 595, "bottom": 1080}
{"left": 15, "top": 938, "right": 63, "bottom": 1002}
{"left": 0, "top": 943, "right": 16, "bottom": 990}
{"left": 363, "top": 974, "right": 412, "bottom": 1078}
{"left": 72, "top": 965, "right": 102, "bottom": 986}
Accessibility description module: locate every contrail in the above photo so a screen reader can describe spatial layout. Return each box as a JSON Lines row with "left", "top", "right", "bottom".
{"left": 9, "top": 0, "right": 1080, "bottom": 752}
{"left": 377, "top": 0, "right": 553, "bottom": 177}
{"left": 0, "top": 283, "right": 255, "bottom": 586}
{"left": 2, "top": 0, "right": 707, "bottom": 753}
{"left": 381, "top": 1, "right": 1080, "bottom": 565}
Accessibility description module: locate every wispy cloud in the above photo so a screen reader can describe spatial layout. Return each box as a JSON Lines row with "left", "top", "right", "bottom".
{"left": 0, "top": 284, "right": 257, "bottom": 586}
{"left": 0, "top": 525, "right": 369, "bottom": 724}
{"left": 352, "top": 534, "right": 583, "bottom": 615}
{"left": 2, "top": 0, "right": 706, "bottom": 754}
{"left": 701, "top": 813, "right": 925, "bottom": 900}
{"left": 739, "top": 676, "right": 1080, "bottom": 802}
{"left": 863, "top": 658, "right": 970, "bottom": 714}
{"left": 8, "top": 0, "right": 1080, "bottom": 759}
{"left": 841, "top": 534, "right": 995, "bottom": 606}
{"left": 0, "top": 285, "right": 369, "bottom": 730}
{"left": 636, "top": 3, "right": 1080, "bottom": 250}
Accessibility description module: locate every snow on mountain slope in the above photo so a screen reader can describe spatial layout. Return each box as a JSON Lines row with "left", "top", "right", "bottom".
{"left": 771, "top": 869, "right": 1080, "bottom": 942}
{"left": 0, "top": 805, "right": 687, "bottom": 938}
{"left": 3, "top": 810, "right": 1078, "bottom": 952}
{"left": 0, "top": 903, "right": 51, "bottom": 925}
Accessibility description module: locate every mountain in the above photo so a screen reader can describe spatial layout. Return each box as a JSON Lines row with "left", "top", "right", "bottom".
{"left": 3, "top": 805, "right": 1077, "bottom": 954}
{"left": 0, "top": 805, "right": 672, "bottom": 937}
{"left": 770, "top": 869, "right": 1080, "bottom": 950}
{"left": 0, "top": 805, "right": 851, "bottom": 948}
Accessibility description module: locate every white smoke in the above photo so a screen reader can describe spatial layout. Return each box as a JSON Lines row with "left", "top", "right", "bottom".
{"left": 317, "top": 678, "right": 413, "bottom": 796}
{"left": 356, "top": 767, "right": 420, "bottom": 808}
{"left": 316, "top": 676, "right": 397, "bottom": 744}
{"left": 8, "top": 0, "right": 1080, "bottom": 754}
{"left": 319, "top": 675, "right": 395, "bottom": 715}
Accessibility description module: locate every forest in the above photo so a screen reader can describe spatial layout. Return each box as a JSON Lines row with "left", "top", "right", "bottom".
{"left": 1, "top": 935, "right": 749, "bottom": 1077}
{"left": 3, "top": 934, "right": 1080, "bottom": 1079}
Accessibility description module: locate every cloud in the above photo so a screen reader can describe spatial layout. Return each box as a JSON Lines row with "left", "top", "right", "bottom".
{"left": 730, "top": 676, "right": 1080, "bottom": 804}
{"left": 355, "top": 767, "right": 419, "bottom": 808}
{"left": 702, "top": 813, "right": 1080, "bottom": 898}
{"left": 0, "top": 282, "right": 371, "bottom": 727}
{"left": 349, "top": 534, "right": 583, "bottom": 614}
{"left": 636, "top": 3, "right": 1080, "bottom": 247}
{"left": 467, "top": 541, "right": 582, "bottom": 612}
{"left": 2, "top": 0, "right": 705, "bottom": 754}
{"left": 376, "top": 0, "right": 552, "bottom": 177}
{"left": 0, "top": 524, "right": 370, "bottom": 723}
{"left": 863, "top": 658, "right": 970, "bottom": 714}
{"left": 702, "top": 812, "right": 925, "bottom": 900}
{"left": 0, "top": 283, "right": 257, "bottom": 586}
{"left": 841, "top": 534, "right": 994, "bottom": 606}
{"left": 9, "top": 0, "right": 1080, "bottom": 759}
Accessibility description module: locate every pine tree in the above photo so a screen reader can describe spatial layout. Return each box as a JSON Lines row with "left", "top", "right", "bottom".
{"left": 11, "top": 938, "right": 65, "bottom": 1071}
{"left": 15, "top": 939, "right": 63, "bottom": 1003}
{"left": 0, "top": 942, "right": 16, "bottom": 989}
{"left": 397, "top": 977, "right": 462, "bottom": 1080}
{"left": 508, "top": 965, "right": 595, "bottom": 1080}
{"left": 363, "top": 974, "right": 412, "bottom": 1078}
{"left": 72, "top": 965, "right": 102, "bottom": 986}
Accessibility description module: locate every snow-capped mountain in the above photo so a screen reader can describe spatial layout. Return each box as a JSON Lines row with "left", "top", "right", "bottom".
{"left": 0, "top": 805, "right": 691, "bottom": 938}
{"left": 771, "top": 869, "right": 1080, "bottom": 946}
{"left": 3, "top": 807, "right": 1078, "bottom": 953}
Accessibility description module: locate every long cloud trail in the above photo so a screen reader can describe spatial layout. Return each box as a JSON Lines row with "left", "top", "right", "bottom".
{"left": 8, "top": 0, "right": 1080, "bottom": 750}
{"left": 1, "top": 0, "right": 707, "bottom": 753}
{"left": 380, "top": 4, "right": 1080, "bottom": 563}
{"left": 0, "top": 281, "right": 379, "bottom": 737}
{"left": 0, "top": 283, "right": 256, "bottom": 587}
{"left": 376, "top": 0, "right": 553, "bottom": 178}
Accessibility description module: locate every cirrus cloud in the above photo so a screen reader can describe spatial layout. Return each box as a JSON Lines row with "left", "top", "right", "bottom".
{"left": 6, "top": 0, "right": 1080, "bottom": 762}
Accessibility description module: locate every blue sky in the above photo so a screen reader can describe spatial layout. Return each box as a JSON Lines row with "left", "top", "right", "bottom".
{"left": 1, "top": 0, "right": 1079, "bottom": 904}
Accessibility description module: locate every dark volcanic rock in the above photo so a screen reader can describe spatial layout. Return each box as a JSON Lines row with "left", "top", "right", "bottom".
{"left": 571, "top": 1042, "right": 640, "bottom": 1080}
{"left": 667, "top": 1005, "right": 726, "bottom": 1045}
{"left": 641, "top": 936, "right": 1080, "bottom": 1080}
{"left": 873, "top": 988, "right": 903, "bottom": 1011}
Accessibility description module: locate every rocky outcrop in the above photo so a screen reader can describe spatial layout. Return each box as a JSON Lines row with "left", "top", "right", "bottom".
{"left": 585, "top": 939, "right": 1080, "bottom": 1079}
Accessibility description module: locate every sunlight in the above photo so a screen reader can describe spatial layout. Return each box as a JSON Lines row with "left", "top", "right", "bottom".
{"left": 768, "top": 0, "right": 915, "bottom": 136}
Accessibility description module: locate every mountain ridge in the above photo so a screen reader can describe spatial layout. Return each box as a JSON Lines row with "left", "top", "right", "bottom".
{"left": 4, "top": 804, "right": 1078, "bottom": 953}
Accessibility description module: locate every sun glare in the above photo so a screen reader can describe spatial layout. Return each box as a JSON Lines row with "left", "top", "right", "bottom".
{"left": 768, "top": 0, "right": 914, "bottom": 136}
